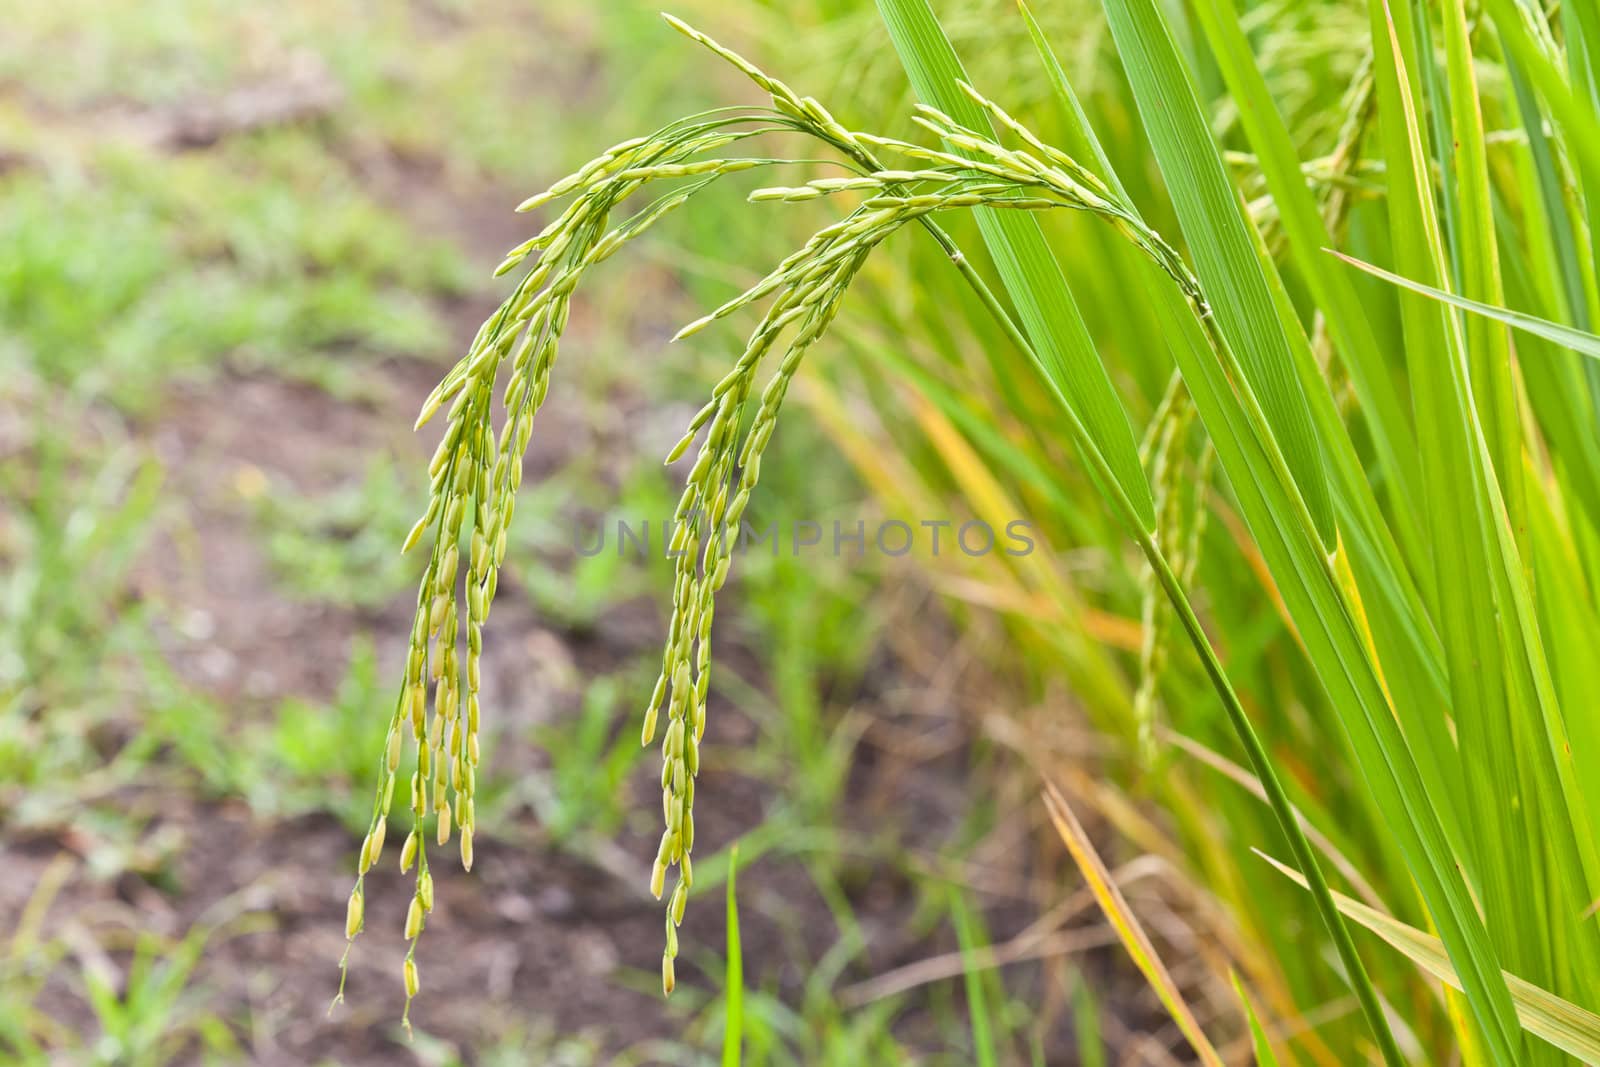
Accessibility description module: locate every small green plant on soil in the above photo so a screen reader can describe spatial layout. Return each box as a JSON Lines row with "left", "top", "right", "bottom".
{"left": 254, "top": 461, "right": 426, "bottom": 610}
{"left": 338, "top": 3, "right": 1600, "bottom": 1063}
{"left": 0, "top": 140, "right": 466, "bottom": 411}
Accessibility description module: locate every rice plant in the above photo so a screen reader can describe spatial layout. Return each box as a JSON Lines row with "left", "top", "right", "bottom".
{"left": 339, "top": 0, "right": 1600, "bottom": 1060}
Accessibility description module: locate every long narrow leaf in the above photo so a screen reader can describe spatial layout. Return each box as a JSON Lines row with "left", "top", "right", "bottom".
{"left": 1231, "top": 972, "right": 1283, "bottom": 1067}
{"left": 1264, "top": 853, "right": 1600, "bottom": 1064}
{"left": 1334, "top": 251, "right": 1600, "bottom": 359}
{"left": 874, "top": 0, "right": 1155, "bottom": 535}
{"left": 1186, "top": 0, "right": 1423, "bottom": 560}
{"left": 1043, "top": 784, "right": 1225, "bottom": 1067}
{"left": 722, "top": 844, "right": 743, "bottom": 1067}
{"left": 950, "top": 889, "right": 1000, "bottom": 1067}
{"left": 1096, "top": 0, "right": 1336, "bottom": 549}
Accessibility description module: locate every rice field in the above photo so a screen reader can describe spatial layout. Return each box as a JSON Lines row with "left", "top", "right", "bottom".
{"left": 7, "top": 0, "right": 1600, "bottom": 1064}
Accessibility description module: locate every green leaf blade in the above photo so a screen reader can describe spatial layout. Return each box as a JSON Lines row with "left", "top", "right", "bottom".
{"left": 722, "top": 844, "right": 743, "bottom": 1067}
{"left": 1333, "top": 252, "right": 1600, "bottom": 359}
{"left": 1096, "top": 0, "right": 1336, "bottom": 549}
{"left": 875, "top": 0, "right": 1155, "bottom": 533}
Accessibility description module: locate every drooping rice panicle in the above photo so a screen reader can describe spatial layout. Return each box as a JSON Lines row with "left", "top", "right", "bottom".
{"left": 334, "top": 68, "right": 872, "bottom": 1013}
{"left": 343, "top": 12, "right": 1369, "bottom": 1015}
{"left": 339, "top": 14, "right": 1253, "bottom": 1007}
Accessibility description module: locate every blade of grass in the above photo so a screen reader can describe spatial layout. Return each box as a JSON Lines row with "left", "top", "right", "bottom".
{"left": 1480, "top": 0, "right": 1600, "bottom": 234}
{"left": 1042, "top": 783, "right": 1225, "bottom": 1067}
{"left": 874, "top": 0, "right": 1156, "bottom": 537}
{"left": 1350, "top": 14, "right": 1600, "bottom": 927}
{"left": 722, "top": 844, "right": 743, "bottom": 1067}
{"left": 1191, "top": 9, "right": 1476, "bottom": 881}
{"left": 1500, "top": 230, "right": 1600, "bottom": 531}
{"left": 1082, "top": 1, "right": 1423, "bottom": 1059}
{"left": 1025, "top": 4, "right": 1459, "bottom": 851}
{"left": 1246, "top": 185, "right": 1471, "bottom": 856}
{"left": 1524, "top": 465, "right": 1600, "bottom": 843}
{"left": 1437, "top": 0, "right": 1523, "bottom": 535}
{"left": 1231, "top": 972, "right": 1283, "bottom": 1067}
{"left": 1094, "top": 0, "right": 1337, "bottom": 550}
{"left": 1364, "top": 1, "right": 1534, "bottom": 1054}
{"left": 1184, "top": 0, "right": 1424, "bottom": 565}
{"left": 1016, "top": 0, "right": 1125, "bottom": 202}
{"left": 1342, "top": 229, "right": 1600, "bottom": 1011}
{"left": 949, "top": 888, "right": 999, "bottom": 1067}
{"left": 1503, "top": 51, "right": 1600, "bottom": 417}
{"left": 1333, "top": 252, "right": 1600, "bottom": 359}
{"left": 1072, "top": 977, "right": 1107, "bottom": 1067}
{"left": 881, "top": 6, "right": 1408, "bottom": 1061}
{"left": 1389, "top": 17, "right": 1576, "bottom": 1023}
{"left": 1561, "top": 0, "right": 1600, "bottom": 314}
{"left": 1263, "top": 852, "right": 1600, "bottom": 1063}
